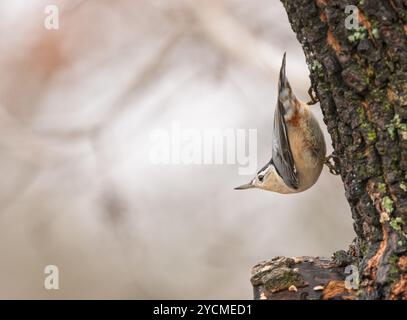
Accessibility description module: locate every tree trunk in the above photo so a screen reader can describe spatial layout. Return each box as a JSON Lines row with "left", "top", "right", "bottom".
{"left": 252, "top": 0, "right": 407, "bottom": 300}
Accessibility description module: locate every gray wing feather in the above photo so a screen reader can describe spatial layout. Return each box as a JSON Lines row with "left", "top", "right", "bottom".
{"left": 272, "top": 99, "right": 298, "bottom": 189}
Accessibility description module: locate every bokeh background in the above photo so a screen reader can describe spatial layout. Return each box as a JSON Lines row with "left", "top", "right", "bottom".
{"left": 0, "top": 0, "right": 354, "bottom": 299}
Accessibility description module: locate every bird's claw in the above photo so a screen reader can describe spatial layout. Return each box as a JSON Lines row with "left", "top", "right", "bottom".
{"left": 325, "top": 154, "right": 340, "bottom": 175}
{"left": 307, "top": 86, "right": 319, "bottom": 105}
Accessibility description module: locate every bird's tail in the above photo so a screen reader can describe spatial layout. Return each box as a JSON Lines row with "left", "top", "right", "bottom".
{"left": 278, "top": 52, "right": 297, "bottom": 113}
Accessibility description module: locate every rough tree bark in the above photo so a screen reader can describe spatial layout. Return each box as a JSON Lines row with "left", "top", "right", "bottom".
{"left": 252, "top": 0, "right": 407, "bottom": 300}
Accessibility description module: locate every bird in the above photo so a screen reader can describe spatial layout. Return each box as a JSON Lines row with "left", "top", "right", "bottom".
{"left": 235, "top": 53, "right": 326, "bottom": 194}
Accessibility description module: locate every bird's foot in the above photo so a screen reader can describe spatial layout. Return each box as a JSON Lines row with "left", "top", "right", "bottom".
{"left": 325, "top": 154, "right": 340, "bottom": 175}
{"left": 307, "top": 86, "right": 319, "bottom": 105}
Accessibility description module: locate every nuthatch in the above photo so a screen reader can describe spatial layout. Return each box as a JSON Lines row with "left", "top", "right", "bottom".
{"left": 235, "top": 53, "right": 326, "bottom": 194}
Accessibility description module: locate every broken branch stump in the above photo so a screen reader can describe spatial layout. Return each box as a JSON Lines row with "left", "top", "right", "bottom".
{"left": 251, "top": 255, "right": 357, "bottom": 300}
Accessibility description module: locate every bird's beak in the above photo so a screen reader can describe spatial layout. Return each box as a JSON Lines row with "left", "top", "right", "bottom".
{"left": 234, "top": 182, "right": 255, "bottom": 190}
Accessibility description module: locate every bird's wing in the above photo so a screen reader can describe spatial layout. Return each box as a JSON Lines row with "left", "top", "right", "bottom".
{"left": 271, "top": 53, "right": 298, "bottom": 189}
{"left": 272, "top": 100, "right": 298, "bottom": 189}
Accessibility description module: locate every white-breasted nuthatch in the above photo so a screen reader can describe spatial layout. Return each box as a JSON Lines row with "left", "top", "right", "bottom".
{"left": 235, "top": 53, "right": 326, "bottom": 194}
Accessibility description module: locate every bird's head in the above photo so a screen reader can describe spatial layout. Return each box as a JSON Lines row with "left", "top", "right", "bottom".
{"left": 234, "top": 163, "right": 273, "bottom": 190}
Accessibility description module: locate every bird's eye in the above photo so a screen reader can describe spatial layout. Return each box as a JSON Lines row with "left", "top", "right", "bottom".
{"left": 258, "top": 175, "right": 264, "bottom": 182}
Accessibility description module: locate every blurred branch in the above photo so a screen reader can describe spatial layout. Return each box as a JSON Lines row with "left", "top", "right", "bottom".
{"left": 0, "top": 107, "right": 69, "bottom": 165}
{"left": 64, "top": 0, "right": 90, "bottom": 15}
{"left": 0, "top": 168, "right": 39, "bottom": 215}
{"left": 184, "top": 0, "right": 304, "bottom": 82}
{"left": 38, "top": 29, "right": 185, "bottom": 141}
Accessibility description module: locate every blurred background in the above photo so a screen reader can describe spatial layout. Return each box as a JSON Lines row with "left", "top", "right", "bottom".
{"left": 0, "top": 0, "right": 354, "bottom": 299}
